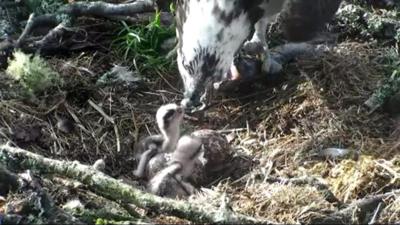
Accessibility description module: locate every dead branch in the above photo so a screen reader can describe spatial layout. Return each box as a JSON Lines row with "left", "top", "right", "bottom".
{"left": 63, "top": 203, "right": 146, "bottom": 224}
{"left": 16, "top": 14, "right": 64, "bottom": 46}
{"left": 9, "top": 0, "right": 158, "bottom": 54}
{"left": 107, "top": 11, "right": 174, "bottom": 25}
{"left": 0, "top": 143, "right": 276, "bottom": 224}
{"left": 59, "top": 0, "right": 156, "bottom": 17}
{"left": 49, "top": 176, "right": 148, "bottom": 223}
{"left": 0, "top": 167, "right": 84, "bottom": 225}
{"left": 309, "top": 190, "right": 400, "bottom": 224}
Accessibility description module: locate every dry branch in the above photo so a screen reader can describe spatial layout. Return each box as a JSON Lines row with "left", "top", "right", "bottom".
{"left": 60, "top": 0, "right": 156, "bottom": 17}
{"left": 9, "top": 0, "right": 158, "bottom": 54}
{"left": 310, "top": 190, "right": 400, "bottom": 224}
{"left": 0, "top": 143, "right": 275, "bottom": 224}
{"left": 16, "top": 14, "right": 63, "bottom": 47}
{"left": 0, "top": 166, "right": 84, "bottom": 224}
{"left": 63, "top": 203, "right": 145, "bottom": 224}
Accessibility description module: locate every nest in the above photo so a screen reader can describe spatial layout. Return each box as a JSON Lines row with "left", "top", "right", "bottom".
{"left": 308, "top": 155, "right": 400, "bottom": 202}
{"left": 380, "top": 194, "right": 400, "bottom": 223}
{"left": 0, "top": 28, "right": 399, "bottom": 224}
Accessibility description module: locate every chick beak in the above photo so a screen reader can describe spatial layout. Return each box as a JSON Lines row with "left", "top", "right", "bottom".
{"left": 176, "top": 105, "right": 184, "bottom": 114}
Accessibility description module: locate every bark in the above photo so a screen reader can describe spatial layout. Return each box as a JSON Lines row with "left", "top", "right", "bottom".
{"left": 7, "top": 0, "right": 158, "bottom": 54}
{"left": 59, "top": 0, "right": 156, "bottom": 17}
{"left": 0, "top": 166, "right": 84, "bottom": 225}
{"left": 309, "top": 190, "right": 400, "bottom": 224}
{"left": 63, "top": 206, "right": 145, "bottom": 224}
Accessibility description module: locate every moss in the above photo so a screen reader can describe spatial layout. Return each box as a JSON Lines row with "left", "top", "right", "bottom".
{"left": 24, "top": 0, "right": 66, "bottom": 14}
{"left": 6, "top": 50, "right": 62, "bottom": 95}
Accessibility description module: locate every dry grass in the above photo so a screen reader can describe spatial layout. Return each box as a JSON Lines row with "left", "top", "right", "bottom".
{"left": 380, "top": 194, "right": 400, "bottom": 223}
{"left": 231, "top": 184, "right": 334, "bottom": 224}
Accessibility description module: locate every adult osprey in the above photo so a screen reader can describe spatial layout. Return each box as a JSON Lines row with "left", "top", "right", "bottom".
{"left": 175, "top": 0, "right": 342, "bottom": 111}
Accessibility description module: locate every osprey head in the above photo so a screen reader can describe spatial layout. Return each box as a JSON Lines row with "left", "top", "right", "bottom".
{"left": 176, "top": 0, "right": 264, "bottom": 111}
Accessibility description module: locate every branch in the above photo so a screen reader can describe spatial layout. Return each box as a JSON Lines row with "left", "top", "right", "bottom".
{"left": 0, "top": 144, "right": 275, "bottom": 224}
{"left": 63, "top": 203, "right": 145, "bottom": 224}
{"left": 60, "top": 0, "right": 156, "bottom": 17}
{"left": 16, "top": 14, "right": 63, "bottom": 47}
{"left": 106, "top": 11, "right": 174, "bottom": 25}
{"left": 13, "top": 0, "right": 158, "bottom": 54}
{"left": 0, "top": 167, "right": 84, "bottom": 224}
{"left": 309, "top": 190, "right": 399, "bottom": 224}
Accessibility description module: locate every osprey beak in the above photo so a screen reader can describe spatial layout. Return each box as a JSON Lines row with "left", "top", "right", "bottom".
{"left": 180, "top": 98, "right": 207, "bottom": 113}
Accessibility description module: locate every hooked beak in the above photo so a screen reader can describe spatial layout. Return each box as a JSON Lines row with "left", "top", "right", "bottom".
{"left": 181, "top": 98, "right": 207, "bottom": 113}
{"left": 181, "top": 79, "right": 214, "bottom": 113}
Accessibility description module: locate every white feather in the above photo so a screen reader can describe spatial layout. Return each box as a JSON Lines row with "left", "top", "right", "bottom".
{"left": 178, "top": 0, "right": 252, "bottom": 91}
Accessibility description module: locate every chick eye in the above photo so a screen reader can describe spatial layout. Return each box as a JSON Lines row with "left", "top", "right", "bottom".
{"left": 163, "top": 109, "right": 175, "bottom": 121}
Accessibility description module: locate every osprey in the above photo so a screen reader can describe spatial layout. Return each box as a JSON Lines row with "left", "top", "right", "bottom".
{"left": 176, "top": 0, "right": 342, "bottom": 111}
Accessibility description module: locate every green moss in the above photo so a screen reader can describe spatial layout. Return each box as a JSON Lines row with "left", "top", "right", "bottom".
{"left": 336, "top": 4, "right": 400, "bottom": 42}
{"left": 6, "top": 50, "right": 62, "bottom": 95}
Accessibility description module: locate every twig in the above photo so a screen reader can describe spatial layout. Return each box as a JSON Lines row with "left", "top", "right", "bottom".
{"left": 43, "top": 95, "right": 67, "bottom": 115}
{"left": 88, "top": 99, "right": 115, "bottom": 124}
{"left": 106, "top": 11, "right": 173, "bottom": 25}
{"left": 368, "top": 202, "right": 383, "bottom": 225}
{"left": 216, "top": 128, "right": 248, "bottom": 134}
{"left": 35, "top": 22, "right": 70, "bottom": 50}
{"left": 16, "top": 14, "right": 61, "bottom": 48}
{"left": 0, "top": 144, "right": 276, "bottom": 224}
{"left": 375, "top": 160, "right": 400, "bottom": 182}
{"left": 16, "top": 13, "right": 36, "bottom": 47}
{"left": 88, "top": 99, "right": 121, "bottom": 152}
{"left": 113, "top": 124, "right": 121, "bottom": 152}
{"left": 64, "top": 103, "right": 91, "bottom": 134}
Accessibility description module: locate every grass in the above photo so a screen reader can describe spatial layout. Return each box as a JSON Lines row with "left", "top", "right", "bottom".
{"left": 112, "top": 10, "right": 176, "bottom": 73}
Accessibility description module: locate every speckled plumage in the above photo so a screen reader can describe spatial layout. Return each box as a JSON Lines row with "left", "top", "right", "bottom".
{"left": 191, "top": 129, "right": 232, "bottom": 178}
{"left": 176, "top": 0, "right": 342, "bottom": 109}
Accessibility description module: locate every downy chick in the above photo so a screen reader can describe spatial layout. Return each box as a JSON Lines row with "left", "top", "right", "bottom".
{"left": 133, "top": 103, "right": 184, "bottom": 178}
{"left": 147, "top": 135, "right": 203, "bottom": 198}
